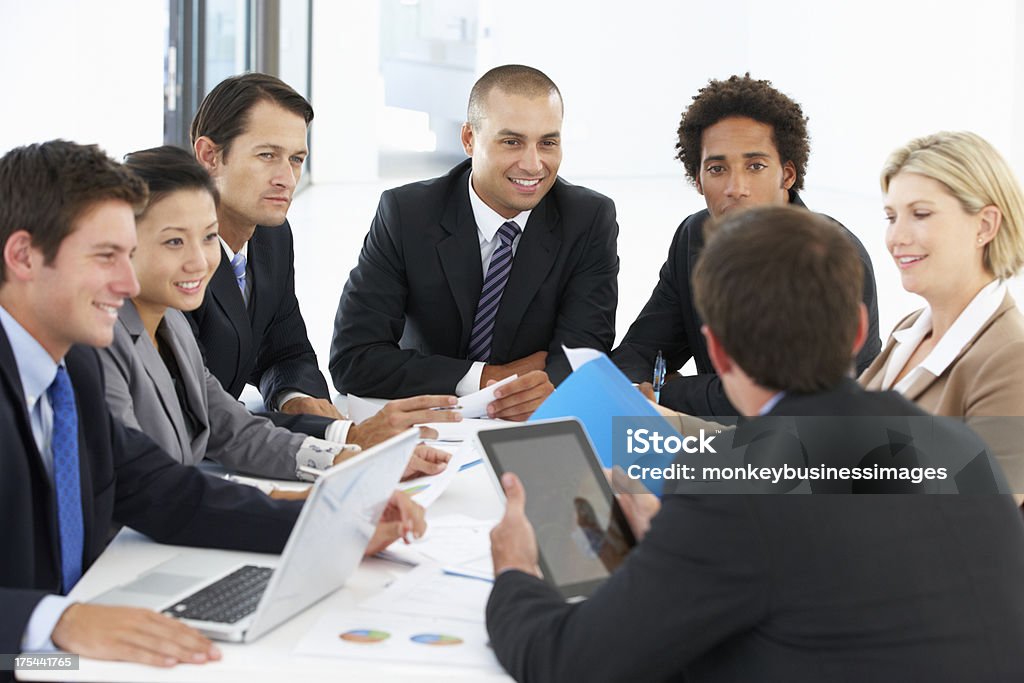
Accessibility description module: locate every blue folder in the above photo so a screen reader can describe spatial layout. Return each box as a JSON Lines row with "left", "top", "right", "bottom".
{"left": 529, "top": 355, "right": 680, "bottom": 486}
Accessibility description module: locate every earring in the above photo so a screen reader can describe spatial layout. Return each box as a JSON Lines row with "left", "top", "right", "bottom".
{"left": 978, "top": 237, "right": 984, "bottom": 245}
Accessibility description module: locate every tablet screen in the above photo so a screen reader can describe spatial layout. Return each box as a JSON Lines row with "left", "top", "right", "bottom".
{"left": 480, "top": 421, "right": 636, "bottom": 597}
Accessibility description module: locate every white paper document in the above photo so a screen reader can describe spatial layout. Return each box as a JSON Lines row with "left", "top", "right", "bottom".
{"left": 376, "top": 511, "right": 495, "bottom": 574}
{"left": 346, "top": 395, "right": 389, "bottom": 424}
{"left": 562, "top": 344, "right": 605, "bottom": 371}
{"left": 398, "top": 444, "right": 476, "bottom": 508}
{"left": 360, "top": 564, "right": 492, "bottom": 623}
{"left": 294, "top": 608, "right": 501, "bottom": 670}
{"left": 455, "top": 373, "right": 518, "bottom": 418}
{"left": 346, "top": 373, "right": 517, "bottom": 427}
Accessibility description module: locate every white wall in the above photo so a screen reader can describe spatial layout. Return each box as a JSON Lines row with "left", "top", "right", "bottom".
{"left": 0, "top": 0, "right": 165, "bottom": 158}
{"left": 473, "top": 0, "right": 1024, "bottom": 190}
{"left": 309, "top": 0, "right": 381, "bottom": 182}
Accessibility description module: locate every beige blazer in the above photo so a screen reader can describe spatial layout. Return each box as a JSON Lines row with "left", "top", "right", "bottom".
{"left": 860, "top": 292, "right": 1024, "bottom": 493}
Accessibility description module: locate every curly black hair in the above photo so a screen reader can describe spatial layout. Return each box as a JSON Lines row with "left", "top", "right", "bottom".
{"left": 676, "top": 74, "right": 810, "bottom": 192}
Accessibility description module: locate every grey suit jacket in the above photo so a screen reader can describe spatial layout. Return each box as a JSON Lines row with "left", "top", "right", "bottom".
{"left": 100, "top": 302, "right": 306, "bottom": 479}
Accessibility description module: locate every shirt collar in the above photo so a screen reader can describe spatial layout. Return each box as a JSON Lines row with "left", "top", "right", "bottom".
{"left": 893, "top": 279, "right": 1006, "bottom": 377}
{"left": 0, "top": 304, "right": 61, "bottom": 406}
{"left": 218, "top": 236, "right": 249, "bottom": 262}
{"left": 757, "top": 391, "right": 787, "bottom": 416}
{"left": 468, "top": 173, "right": 531, "bottom": 243}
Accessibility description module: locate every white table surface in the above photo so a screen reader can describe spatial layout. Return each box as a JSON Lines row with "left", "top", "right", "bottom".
{"left": 18, "top": 455, "right": 511, "bottom": 682}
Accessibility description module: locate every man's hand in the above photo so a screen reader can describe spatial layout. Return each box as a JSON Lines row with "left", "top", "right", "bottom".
{"left": 490, "top": 472, "right": 541, "bottom": 577}
{"left": 401, "top": 443, "right": 452, "bottom": 481}
{"left": 280, "top": 396, "right": 344, "bottom": 420}
{"left": 50, "top": 603, "right": 221, "bottom": 668}
{"left": 486, "top": 370, "right": 554, "bottom": 421}
{"left": 269, "top": 487, "right": 310, "bottom": 501}
{"left": 636, "top": 381, "right": 656, "bottom": 402}
{"left": 609, "top": 466, "right": 661, "bottom": 542}
{"left": 347, "top": 395, "right": 461, "bottom": 449}
{"left": 365, "top": 490, "right": 427, "bottom": 556}
{"left": 480, "top": 350, "right": 548, "bottom": 389}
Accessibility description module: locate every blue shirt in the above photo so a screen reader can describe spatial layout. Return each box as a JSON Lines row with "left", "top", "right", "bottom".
{"left": 0, "top": 305, "right": 74, "bottom": 651}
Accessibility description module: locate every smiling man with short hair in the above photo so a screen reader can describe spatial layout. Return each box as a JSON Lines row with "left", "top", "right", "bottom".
{"left": 330, "top": 64, "right": 619, "bottom": 417}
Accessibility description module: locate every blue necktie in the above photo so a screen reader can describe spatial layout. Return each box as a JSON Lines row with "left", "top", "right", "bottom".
{"left": 48, "top": 366, "right": 83, "bottom": 594}
{"left": 468, "top": 221, "right": 521, "bottom": 362}
{"left": 230, "top": 252, "right": 247, "bottom": 302}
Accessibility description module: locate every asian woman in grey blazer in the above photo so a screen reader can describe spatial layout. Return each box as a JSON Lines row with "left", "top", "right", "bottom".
{"left": 101, "top": 146, "right": 451, "bottom": 486}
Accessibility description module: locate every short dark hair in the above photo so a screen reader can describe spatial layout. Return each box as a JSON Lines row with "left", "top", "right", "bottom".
{"left": 0, "top": 140, "right": 147, "bottom": 283}
{"left": 123, "top": 145, "right": 219, "bottom": 214}
{"left": 467, "top": 64, "right": 562, "bottom": 130}
{"left": 692, "top": 206, "right": 862, "bottom": 393}
{"left": 676, "top": 74, "right": 810, "bottom": 192}
{"left": 190, "top": 72, "right": 314, "bottom": 158}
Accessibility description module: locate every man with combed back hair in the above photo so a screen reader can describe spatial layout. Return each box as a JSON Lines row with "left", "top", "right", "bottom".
{"left": 485, "top": 205, "right": 1024, "bottom": 682}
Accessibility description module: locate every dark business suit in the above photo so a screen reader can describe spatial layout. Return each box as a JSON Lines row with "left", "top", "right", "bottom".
{"left": 329, "top": 159, "right": 620, "bottom": 398}
{"left": 0, "top": 324, "right": 301, "bottom": 655}
{"left": 611, "top": 193, "right": 882, "bottom": 416}
{"left": 486, "top": 382, "right": 1024, "bottom": 682}
{"left": 186, "top": 220, "right": 334, "bottom": 437}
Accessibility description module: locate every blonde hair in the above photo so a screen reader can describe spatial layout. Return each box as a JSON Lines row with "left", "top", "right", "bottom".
{"left": 881, "top": 131, "right": 1024, "bottom": 280}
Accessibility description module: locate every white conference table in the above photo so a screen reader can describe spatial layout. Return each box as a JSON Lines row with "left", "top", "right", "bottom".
{"left": 18, "top": 451, "right": 511, "bottom": 683}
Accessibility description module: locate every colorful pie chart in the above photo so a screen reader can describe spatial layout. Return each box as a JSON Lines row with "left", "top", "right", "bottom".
{"left": 339, "top": 629, "right": 390, "bottom": 644}
{"left": 410, "top": 633, "right": 464, "bottom": 646}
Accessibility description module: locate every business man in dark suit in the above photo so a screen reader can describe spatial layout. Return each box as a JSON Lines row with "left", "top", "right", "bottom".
{"left": 486, "top": 207, "right": 1024, "bottom": 682}
{"left": 330, "top": 65, "right": 618, "bottom": 417}
{"left": 189, "top": 73, "right": 459, "bottom": 443}
{"left": 0, "top": 141, "right": 422, "bottom": 671}
{"left": 611, "top": 74, "right": 881, "bottom": 417}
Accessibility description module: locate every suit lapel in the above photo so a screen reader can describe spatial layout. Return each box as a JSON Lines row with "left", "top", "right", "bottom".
{"left": 208, "top": 248, "right": 253, "bottom": 385}
{"left": 489, "top": 195, "right": 560, "bottom": 361}
{"left": 438, "top": 171, "right": 485, "bottom": 349}
{"left": 0, "top": 323, "right": 37, "bottom": 447}
{"left": 249, "top": 231, "right": 271, "bottom": 319}
{"left": 121, "top": 303, "right": 191, "bottom": 461}
{"left": 886, "top": 294, "right": 1016, "bottom": 401}
{"left": 161, "top": 314, "right": 211, "bottom": 442}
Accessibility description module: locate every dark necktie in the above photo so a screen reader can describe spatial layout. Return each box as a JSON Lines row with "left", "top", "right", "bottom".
{"left": 230, "top": 252, "right": 247, "bottom": 303}
{"left": 468, "top": 221, "right": 521, "bottom": 362}
{"left": 48, "top": 366, "right": 84, "bottom": 593}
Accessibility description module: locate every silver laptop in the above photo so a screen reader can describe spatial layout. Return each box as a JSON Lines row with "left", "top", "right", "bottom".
{"left": 91, "top": 428, "right": 419, "bottom": 642}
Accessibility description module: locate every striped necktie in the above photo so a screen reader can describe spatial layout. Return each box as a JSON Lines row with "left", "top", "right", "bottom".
{"left": 468, "top": 221, "right": 521, "bottom": 362}
{"left": 48, "top": 366, "right": 84, "bottom": 593}
{"left": 230, "top": 252, "right": 247, "bottom": 303}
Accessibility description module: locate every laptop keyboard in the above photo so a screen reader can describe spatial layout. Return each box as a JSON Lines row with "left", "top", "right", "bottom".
{"left": 163, "top": 565, "right": 274, "bottom": 624}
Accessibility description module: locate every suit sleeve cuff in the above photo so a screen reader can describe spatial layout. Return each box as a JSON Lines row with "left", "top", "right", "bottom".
{"left": 324, "top": 419, "right": 352, "bottom": 444}
{"left": 21, "top": 595, "right": 74, "bottom": 652}
{"left": 275, "top": 390, "right": 311, "bottom": 411}
{"left": 456, "top": 362, "right": 485, "bottom": 396}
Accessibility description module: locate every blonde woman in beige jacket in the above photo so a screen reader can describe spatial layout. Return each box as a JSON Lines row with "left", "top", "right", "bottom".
{"left": 859, "top": 131, "right": 1024, "bottom": 503}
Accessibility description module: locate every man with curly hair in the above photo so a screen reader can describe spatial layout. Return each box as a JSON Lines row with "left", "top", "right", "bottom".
{"left": 612, "top": 74, "right": 881, "bottom": 416}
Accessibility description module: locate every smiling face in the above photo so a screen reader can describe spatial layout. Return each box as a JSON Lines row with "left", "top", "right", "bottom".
{"left": 884, "top": 172, "right": 995, "bottom": 304}
{"left": 205, "top": 99, "right": 308, "bottom": 233}
{"left": 132, "top": 189, "right": 220, "bottom": 316}
{"left": 695, "top": 116, "right": 796, "bottom": 219}
{"left": 461, "top": 88, "right": 563, "bottom": 219}
{"left": 23, "top": 199, "right": 140, "bottom": 359}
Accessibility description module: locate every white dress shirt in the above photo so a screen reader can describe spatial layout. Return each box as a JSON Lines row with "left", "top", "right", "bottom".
{"left": 881, "top": 279, "right": 1006, "bottom": 393}
{"left": 455, "top": 173, "right": 533, "bottom": 396}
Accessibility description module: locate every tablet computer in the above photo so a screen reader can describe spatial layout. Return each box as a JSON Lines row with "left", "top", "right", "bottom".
{"left": 476, "top": 418, "right": 637, "bottom": 601}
